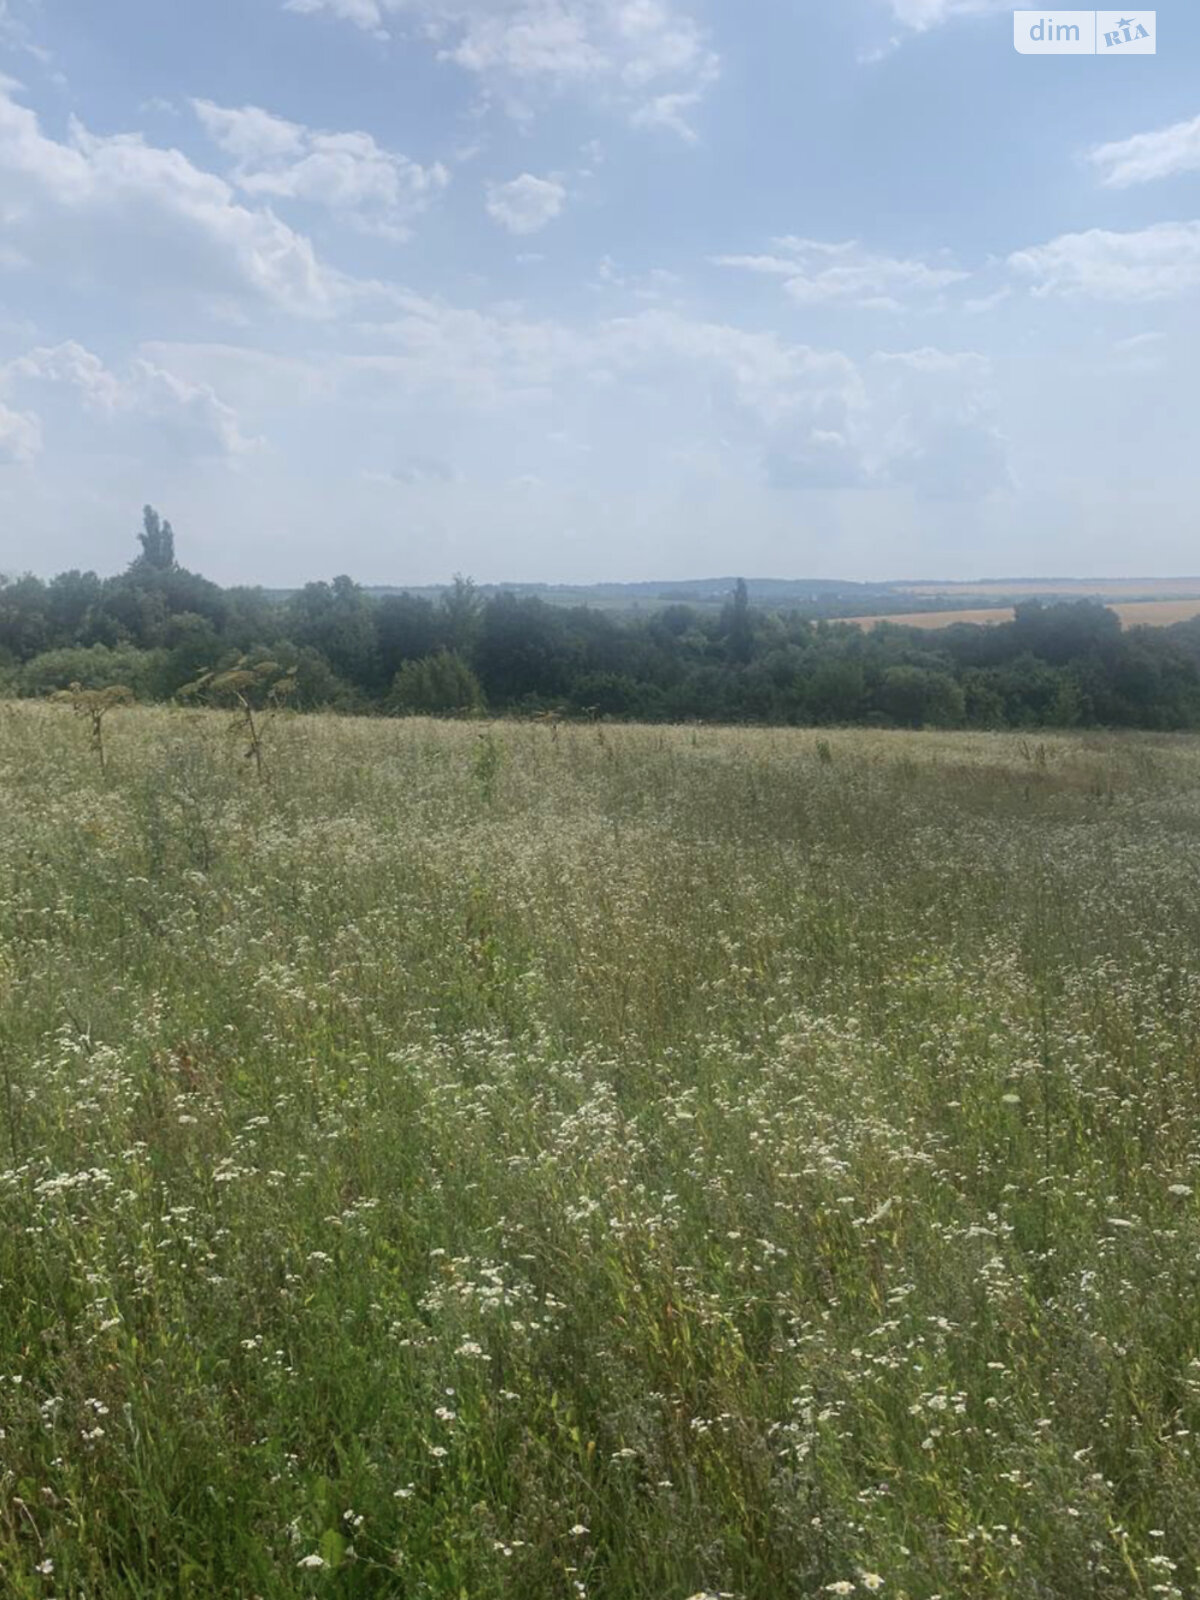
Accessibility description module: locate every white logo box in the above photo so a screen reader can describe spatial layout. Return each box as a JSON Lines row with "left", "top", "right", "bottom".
{"left": 1013, "top": 11, "right": 1156, "bottom": 53}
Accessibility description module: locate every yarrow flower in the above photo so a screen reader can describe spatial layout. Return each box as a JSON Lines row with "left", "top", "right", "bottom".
{"left": 297, "top": 1553, "right": 326, "bottom": 1569}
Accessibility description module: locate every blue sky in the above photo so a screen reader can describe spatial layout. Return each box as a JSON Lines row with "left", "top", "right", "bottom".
{"left": 0, "top": 0, "right": 1197, "bottom": 584}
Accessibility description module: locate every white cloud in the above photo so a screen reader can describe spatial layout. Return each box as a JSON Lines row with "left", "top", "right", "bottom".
{"left": 873, "top": 346, "right": 988, "bottom": 375}
{"left": 6, "top": 340, "right": 126, "bottom": 411}
{"left": 129, "top": 361, "right": 260, "bottom": 457}
{"left": 137, "top": 342, "right": 333, "bottom": 411}
{"left": 283, "top": 0, "right": 719, "bottom": 138}
{"left": 2, "top": 341, "right": 258, "bottom": 457}
{"left": 713, "top": 237, "right": 969, "bottom": 310}
{"left": 1009, "top": 222, "right": 1200, "bottom": 300}
{"left": 284, "top": 0, "right": 388, "bottom": 36}
{"left": 1088, "top": 113, "right": 1200, "bottom": 188}
{"left": 193, "top": 100, "right": 449, "bottom": 237}
{"left": 0, "top": 79, "right": 356, "bottom": 318}
{"left": 1113, "top": 331, "right": 1165, "bottom": 353}
{"left": 485, "top": 172, "right": 566, "bottom": 234}
{"left": 0, "top": 398, "right": 40, "bottom": 463}
{"left": 0, "top": 0, "right": 55, "bottom": 67}
{"left": 964, "top": 286, "right": 1011, "bottom": 315}
{"left": 1110, "top": 330, "right": 1166, "bottom": 373}
{"left": 192, "top": 101, "right": 306, "bottom": 166}
{"left": 591, "top": 256, "right": 682, "bottom": 300}
{"left": 629, "top": 88, "right": 706, "bottom": 143}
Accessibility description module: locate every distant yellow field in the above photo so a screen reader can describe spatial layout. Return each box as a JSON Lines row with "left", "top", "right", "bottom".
{"left": 841, "top": 599, "right": 1200, "bottom": 631}
{"left": 1113, "top": 600, "right": 1200, "bottom": 626}
{"left": 899, "top": 579, "right": 1200, "bottom": 599}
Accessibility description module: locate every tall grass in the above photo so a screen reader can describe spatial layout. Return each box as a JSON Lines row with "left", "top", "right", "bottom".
{"left": 2, "top": 704, "right": 1200, "bottom": 1597}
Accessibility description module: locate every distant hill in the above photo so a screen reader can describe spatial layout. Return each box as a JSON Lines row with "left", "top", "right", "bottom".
{"left": 361, "top": 577, "right": 894, "bottom": 600}
{"left": 254, "top": 575, "right": 1200, "bottom": 618}
{"left": 343, "top": 577, "right": 900, "bottom": 616}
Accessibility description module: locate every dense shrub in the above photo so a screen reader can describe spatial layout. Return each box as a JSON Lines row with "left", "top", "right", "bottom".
{"left": 389, "top": 650, "right": 485, "bottom": 715}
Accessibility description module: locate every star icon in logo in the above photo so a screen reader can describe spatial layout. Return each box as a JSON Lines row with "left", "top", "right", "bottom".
{"left": 1115, "top": 16, "right": 1136, "bottom": 26}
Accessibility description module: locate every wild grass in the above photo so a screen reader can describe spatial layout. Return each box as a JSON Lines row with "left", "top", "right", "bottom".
{"left": 3, "top": 704, "right": 1200, "bottom": 1598}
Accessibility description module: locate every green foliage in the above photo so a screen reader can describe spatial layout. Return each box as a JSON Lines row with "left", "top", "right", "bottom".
{"left": 16, "top": 643, "right": 167, "bottom": 699}
{"left": 721, "top": 576, "right": 755, "bottom": 664}
{"left": 286, "top": 575, "right": 380, "bottom": 688}
{"left": 877, "top": 664, "right": 966, "bottom": 728}
{"left": 568, "top": 671, "right": 643, "bottom": 717}
{"left": 440, "top": 572, "right": 482, "bottom": 655}
{"left": 389, "top": 649, "right": 485, "bottom": 716}
{"left": 7, "top": 520, "right": 1200, "bottom": 729}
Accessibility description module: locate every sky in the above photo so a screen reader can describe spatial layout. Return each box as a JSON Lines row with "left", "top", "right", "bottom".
{"left": 0, "top": 0, "right": 1197, "bottom": 586}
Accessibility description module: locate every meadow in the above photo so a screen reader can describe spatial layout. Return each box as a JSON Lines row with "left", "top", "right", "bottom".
{"left": 4, "top": 703, "right": 1200, "bottom": 1599}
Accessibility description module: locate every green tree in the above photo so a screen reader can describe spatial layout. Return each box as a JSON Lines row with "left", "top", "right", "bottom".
{"left": 808, "top": 658, "right": 866, "bottom": 724}
{"left": 46, "top": 570, "right": 104, "bottom": 646}
{"left": 133, "top": 506, "right": 177, "bottom": 573}
{"left": 285, "top": 576, "right": 380, "bottom": 689}
{"left": 0, "top": 574, "right": 50, "bottom": 661}
{"left": 376, "top": 592, "right": 444, "bottom": 680}
{"left": 441, "top": 574, "right": 482, "bottom": 656}
{"left": 474, "top": 595, "right": 575, "bottom": 705}
{"left": 722, "top": 578, "right": 754, "bottom": 665}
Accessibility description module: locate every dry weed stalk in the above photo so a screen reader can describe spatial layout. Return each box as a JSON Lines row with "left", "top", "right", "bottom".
{"left": 51, "top": 682, "right": 133, "bottom": 773}
{"left": 179, "top": 658, "right": 297, "bottom": 781}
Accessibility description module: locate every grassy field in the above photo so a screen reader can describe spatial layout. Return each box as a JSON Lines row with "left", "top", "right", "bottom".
{"left": 4, "top": 704, "right": 1200, "bottom": 1599}
{"left": 840, "top": 599, "right": 1200, "bottom": 631}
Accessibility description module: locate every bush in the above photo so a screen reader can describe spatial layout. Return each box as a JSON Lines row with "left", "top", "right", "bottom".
{"left": 568, "top": 672, "right": 642, "bottom": 718}
{"left": 17, "top": 644, "right": 168, "bottom": 700}
{"left": 875, "top": 665, "right": 965, "bottom": 729}
{"left": 389, "top": 650, "right": 486, "bottom": 716}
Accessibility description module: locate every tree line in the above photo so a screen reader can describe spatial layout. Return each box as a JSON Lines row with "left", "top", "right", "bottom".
{"left": 4, "top": 507, "right": 1200, "bottom": 730}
